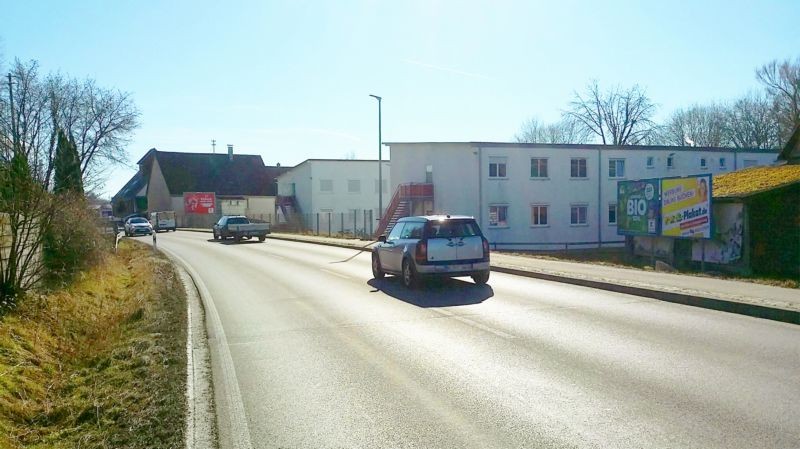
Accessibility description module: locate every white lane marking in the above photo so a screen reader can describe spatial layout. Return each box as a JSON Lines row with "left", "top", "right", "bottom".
{"left": 268, "top": 253, "right": 286, "bottom": 260}
{"left": 434, "top": 308, "right": 515, "bottom": 339}
{"left": 161, "top": 247, "right": 254, "bottom": 449}
{"left": 320, "top": 268, "right": 351, "bottom": 279}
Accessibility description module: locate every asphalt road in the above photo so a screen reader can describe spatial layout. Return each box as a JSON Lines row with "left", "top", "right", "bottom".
{"left": 149, "top": 231, "right": 800, "bottom": 449}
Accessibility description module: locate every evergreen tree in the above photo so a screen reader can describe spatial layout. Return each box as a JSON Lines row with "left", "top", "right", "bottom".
{"left": 52, "top": 128, "right": 83, "bottom": 195}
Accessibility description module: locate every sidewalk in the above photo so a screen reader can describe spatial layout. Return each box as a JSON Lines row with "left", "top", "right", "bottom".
{"left": 182, "top": 229, "right": 800, "bottom": 324}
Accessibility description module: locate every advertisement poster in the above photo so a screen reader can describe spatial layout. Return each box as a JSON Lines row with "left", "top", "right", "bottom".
{"left": 617, "top": 179, "right": 660, "bottom": 236}
{"left": 183, "top": 192, "right": 216, "bottom": 214}
{"left": 661, "top": 175, "right": 711, "bottom": 238}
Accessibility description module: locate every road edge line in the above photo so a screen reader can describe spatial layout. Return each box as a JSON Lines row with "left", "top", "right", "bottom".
{"left": 163, "top": 247, "right": 255, "bottom": 449}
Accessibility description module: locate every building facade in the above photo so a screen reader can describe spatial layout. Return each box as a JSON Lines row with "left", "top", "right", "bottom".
{"left": 387, "top": 142, "right": 779, "bottom": 249}
{"left": 276, "top": 159, "right": 391, "bottom": 236}
{"left": 113, "top": 148, "right": 288, "bottom": 227}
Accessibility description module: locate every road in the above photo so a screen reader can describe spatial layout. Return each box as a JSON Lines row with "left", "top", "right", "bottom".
{"left": 151, "top": 231, "right": 800, "bottom": 449}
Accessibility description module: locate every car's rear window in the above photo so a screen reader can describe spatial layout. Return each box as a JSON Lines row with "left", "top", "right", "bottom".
{"left": 227, "top": 217, "right": 248, "bottom": 225}
{"left": 426, "top": 220, "right": 481, "bottom": 238}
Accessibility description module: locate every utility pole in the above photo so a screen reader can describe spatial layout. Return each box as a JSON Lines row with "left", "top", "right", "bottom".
{"left": 212, "top": 139, "right": 216, "bottom": 153}
{"left": 369, "top": 94, "right": 382, "bottom": 221}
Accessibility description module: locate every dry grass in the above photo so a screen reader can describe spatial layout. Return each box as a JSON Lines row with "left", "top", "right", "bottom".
{"left": 0, "top": 240, "right": 187, "bottom": 448}
{"left": 500, "top": 248, "right": 799, "bottom": 289}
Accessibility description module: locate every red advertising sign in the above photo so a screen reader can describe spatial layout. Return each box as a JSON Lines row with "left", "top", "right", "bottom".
{"left": 183, "top": 192, "right": 216, "bottom": 214}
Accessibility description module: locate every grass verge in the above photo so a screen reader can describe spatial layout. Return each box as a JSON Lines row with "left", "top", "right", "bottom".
{"left": 0, "top": 240, "right": 187, "bottom": 448}
{"left": 501, "top": 248, "right": 799, "bottom": 289}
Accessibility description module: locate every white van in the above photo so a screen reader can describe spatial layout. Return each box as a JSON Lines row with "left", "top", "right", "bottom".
{"left": 149, "top": 211, "right": 176, "bottom": 232}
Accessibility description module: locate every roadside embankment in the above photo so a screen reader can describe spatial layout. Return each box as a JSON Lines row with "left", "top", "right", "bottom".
{"left": 0, "top": 240, "right": 187, "bottom": 448}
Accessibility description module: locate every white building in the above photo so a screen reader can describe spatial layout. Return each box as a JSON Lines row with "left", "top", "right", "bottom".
{"left": 386, "top": 142, "right": 779, "bottom": 249}
{"left": 276, "top": 159, "right": 391, "bottom": 235}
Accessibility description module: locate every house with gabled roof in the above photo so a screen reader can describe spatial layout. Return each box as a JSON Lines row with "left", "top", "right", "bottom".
{"left": 112, "top": 147, "right": 290, "bottom": 227}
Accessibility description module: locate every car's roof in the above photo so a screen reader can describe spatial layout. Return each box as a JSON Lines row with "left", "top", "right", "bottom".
{"left": 398, "top": 215, "right": 475, "bottom": 222}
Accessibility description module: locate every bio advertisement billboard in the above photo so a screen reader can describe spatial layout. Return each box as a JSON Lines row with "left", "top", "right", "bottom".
{"left": 661, "top": 175, "right": 712, "bottom": 239}
{"left": 617, "top": 179, "right": 660, "bottom": 236}
{"left": 183, "top": 192, "right": 216, "bottom": 214}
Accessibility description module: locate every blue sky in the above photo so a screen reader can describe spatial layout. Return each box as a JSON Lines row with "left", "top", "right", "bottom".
{"left": 3, "top": 0, "right": 799, "bottom": 197}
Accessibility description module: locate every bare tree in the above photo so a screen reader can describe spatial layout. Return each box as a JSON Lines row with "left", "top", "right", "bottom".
{"left": 566, "top": 81, "right": 657, "bottom": 145}
{"left": 658, "top": 103, "right": 729, "bottom": 147}
{"left": 756, "top": 57, "right": 800, "bottom": 144}
{"left": 514, "top": 117, "right": 591, "bottom": 144}
{"left": 0, "top": 58, "right": 140, "bottom": 192}
{"left": 725, "top": 92, "right": 781, "bottom": 149}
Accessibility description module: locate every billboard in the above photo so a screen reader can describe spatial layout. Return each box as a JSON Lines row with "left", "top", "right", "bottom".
{"left": 617, "top": 179, "right": 660, "bottom": 236}
{"left": 661, "top": 175, "right": 712, "bottom": 239}
{"left": 183, "top": 192, "right": 216, "bottom": 214}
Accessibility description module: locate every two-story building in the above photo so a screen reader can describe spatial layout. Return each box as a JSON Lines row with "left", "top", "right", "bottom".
{"left": 385, "top": 142, "right": 778, "bottom": 249}
{"left": 276, "top": 159, "right": 391, "bottom": 236}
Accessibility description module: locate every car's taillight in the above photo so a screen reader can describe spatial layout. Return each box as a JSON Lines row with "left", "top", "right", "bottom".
{"left": 415, "top": 240, "right": 428, "bottom": 263}
{"left": 482, "top": 237, "right": 490, "bottom": 260}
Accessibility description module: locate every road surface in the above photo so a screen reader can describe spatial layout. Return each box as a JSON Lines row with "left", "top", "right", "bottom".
{"left": 149, "top": 231, "right": 800, "bottom": 449}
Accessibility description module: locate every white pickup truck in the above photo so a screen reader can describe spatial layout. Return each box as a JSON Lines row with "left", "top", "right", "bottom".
{"left": 212, "top": 215, "right": 270, "bottom": 242}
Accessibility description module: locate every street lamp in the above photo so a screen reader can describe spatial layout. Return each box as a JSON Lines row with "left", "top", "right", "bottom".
{"left": 369, "top": 94, "right": 383, "bottom": 222}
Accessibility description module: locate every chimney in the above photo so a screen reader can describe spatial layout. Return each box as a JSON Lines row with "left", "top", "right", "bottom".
{"left": 227, "top": 144, "right": 233, "bottom": 161}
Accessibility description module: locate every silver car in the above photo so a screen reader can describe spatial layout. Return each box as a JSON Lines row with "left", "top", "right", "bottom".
{"left": 372, "top": 215, "right": 490, "bottom": 288}
{"left": 124, "top": 217, "right": 153, "bottom": 236}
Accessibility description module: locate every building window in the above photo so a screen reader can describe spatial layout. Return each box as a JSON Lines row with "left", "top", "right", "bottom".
{"left": 743, "top": 159, "right": 757, "bottom": 168}
{"left": 646, "top": 156, "right": 654, "bottom": 169}
{"left": 570, "top": 204, "right": 588, "bottom": 226}
{"left": 608, "top": 159, "right": 625, "bottom": 178}
{"left": 667, "top": 154, "right": 675, "bottom": 169}
{"left": 719, "top": 157, "right": 727, "bottom": 169}
{"left": 489, "top": 157, "right": 507, "bottom": 178}
{"left": 530, "top": 204, "right": 548, "bottom": 226}
{"left": 489, "top": 205, "right": 508, "bottom": 227}
{"left": 320, "top": 179, "right": 333, "bottom": 192}
{"left": 374, "top": 179, "right": 388, "bottom": 194}
{"left": 608, "top": 203, "right": 617, "bottom": 225}
{"left": 700, "top": 157, "right": 708, "bottom": 169}
{"left": 530, "top": 158, "right": 548, "bottom": 178}
{"left": 571, "top": 158, "right": 587, "bottom": 178}
{"left": 347, "top": 179, "right": 361, "bottom": 193}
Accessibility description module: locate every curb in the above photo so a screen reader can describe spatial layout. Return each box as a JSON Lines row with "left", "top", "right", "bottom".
{"left": 490, "top": 266, "right": 799, "bottom": 325}
{"left": 182, "top": 230, "right": 799, "bottom": 326}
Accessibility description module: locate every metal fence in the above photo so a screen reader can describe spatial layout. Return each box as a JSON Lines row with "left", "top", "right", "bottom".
{"left": 176, "top": 210, "right": 377, "bottom": 239}
{"left": 489, "top": 240, "right": 626, "bottom": 252}
{"left": 276, "top": 210, "right": 376, "bottom": 238}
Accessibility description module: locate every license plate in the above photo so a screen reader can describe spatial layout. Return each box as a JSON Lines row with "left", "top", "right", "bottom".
{"left": 436, "top": 264, "right": 470, "bottom": 272}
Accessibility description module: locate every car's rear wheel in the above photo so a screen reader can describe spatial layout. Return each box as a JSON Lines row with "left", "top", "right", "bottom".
{"left": 258, "top": 236, "right": 266, "bottom": 242}
{"left": 372, "top": 253, "right": 385, "bottom": 279}
{"left": 402, "top": 259, "right": 419, "bottom": 289}
{"left": 472, "top": 270, "right": 490, "bottom": 285}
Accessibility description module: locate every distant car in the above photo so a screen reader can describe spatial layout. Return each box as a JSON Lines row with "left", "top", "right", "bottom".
{"left": 372, "top": 215, "right": 490, "bottom": 288}
{"left": 213, "top": 215, "right": 270, "bottom": 242}
{"left": 124, "top": 217, "right": 153, "bottom": 236}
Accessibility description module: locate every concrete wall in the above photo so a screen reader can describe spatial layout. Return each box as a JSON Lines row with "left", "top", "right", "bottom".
{"left": 389, "top": 143, "right": 480, "bottom": 218}
{"left": 247, "top": 196, "right": 275, "bottom": 219}
{"left": 389, "top": 143, "right": 778, "bottom": 249}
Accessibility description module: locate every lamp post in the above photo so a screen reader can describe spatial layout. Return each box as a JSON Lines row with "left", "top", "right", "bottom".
{"left": 369, "top": 94, "right": 383, "bottom": 221}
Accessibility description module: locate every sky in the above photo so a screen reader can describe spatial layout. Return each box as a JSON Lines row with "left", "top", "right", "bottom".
{"left": 3, "top": 0, "right": 799, "bottom": 198}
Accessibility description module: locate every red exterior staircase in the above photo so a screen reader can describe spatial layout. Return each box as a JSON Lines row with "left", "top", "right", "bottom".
{"left": 375, "top": 183, "right": 434, "bottom": 237}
